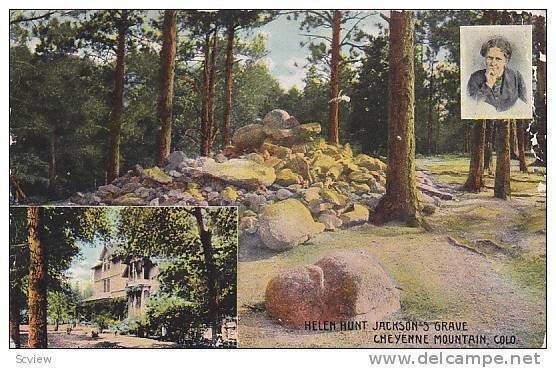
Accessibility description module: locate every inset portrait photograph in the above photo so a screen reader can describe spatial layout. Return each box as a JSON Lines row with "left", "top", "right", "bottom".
{"left": 460, "top": 25, "right": 532, "bottom": 119}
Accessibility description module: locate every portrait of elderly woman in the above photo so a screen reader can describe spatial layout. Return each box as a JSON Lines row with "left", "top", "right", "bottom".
{"left": 467, "top": 36, "right": 526, "bottom": 111}
{"left": 460, "top": 25, "right": 532, "bottom": 119}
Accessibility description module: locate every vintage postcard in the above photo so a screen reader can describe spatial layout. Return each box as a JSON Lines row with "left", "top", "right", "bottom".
{"left": 9, "top": 9, "right": 546, "bottom": 350}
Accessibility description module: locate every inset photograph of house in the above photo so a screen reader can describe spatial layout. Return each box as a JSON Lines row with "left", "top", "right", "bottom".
{"left": 9, "top": 206, "right": 238, "bottom": 348}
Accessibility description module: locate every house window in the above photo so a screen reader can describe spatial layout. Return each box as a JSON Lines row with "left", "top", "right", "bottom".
{"left": 136, "top": 293, "right": 141, "bottom": 308}
{"left": 103, "top": 279, "right": 111, "bottom": 293}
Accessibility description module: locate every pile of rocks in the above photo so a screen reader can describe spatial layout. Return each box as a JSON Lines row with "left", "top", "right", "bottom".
{"left": 70, "top": 109, "right": 452, "bottom": 251}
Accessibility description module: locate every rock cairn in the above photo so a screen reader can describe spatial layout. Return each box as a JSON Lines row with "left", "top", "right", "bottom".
{"left": 70, "top": 109, "right": 452, "bottom": 251}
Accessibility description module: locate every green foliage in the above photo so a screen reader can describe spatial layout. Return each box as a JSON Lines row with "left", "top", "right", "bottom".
{"left": 10, "top": 44, "right": 111, "bottom": 199}
{"left": 47, "top": 287, "right": 81, "bottom": 327}
{"left": 349, "top": 35, "right": 389, "bottom": 155}
{"left": 80, "top": 297, "right": 127, "bottom": 324}
{"left": 9, "top": 207, "right": 113, "bottom": 313}
{"left": 142, "top": 295, "right": 201, "bottom": 342}
{"left": 116, "top": 207, "right": 237, "bottom": 342}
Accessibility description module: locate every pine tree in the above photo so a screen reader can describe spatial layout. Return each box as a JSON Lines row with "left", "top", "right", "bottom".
{"left": 156, "top": 10, "right": 177, "bottom": 166}
{"left": 371, "top": 11, "right": 423, "bottom": 227}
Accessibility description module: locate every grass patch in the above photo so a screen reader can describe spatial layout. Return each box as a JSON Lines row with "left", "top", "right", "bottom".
{"left": 501, "top": 255, "right": 546, "bottom": 298}
{"left": 389, "top": 258, "right": 460, "bottom": 321}
{"left": 512, "top": 207, "right": 546, "bottom": 234}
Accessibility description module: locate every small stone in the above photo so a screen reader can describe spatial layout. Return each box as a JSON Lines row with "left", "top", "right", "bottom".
{"left": 354, "top": 154, "right": 387, "bottom": 171}
{"left": 351, "top": 182, "right": 371, "bottom": 194}
{"left": 340, "top": 204, "right": 370, "bottom": 227}
{"left": 244, "top": 193, "right": 267, "bottom": 212}
{"left": 168, "top": 170, "right": 183, "bottom": 178}
{"left": 318, "top": 212, "right": 343, "bottom": 231}
{"left": 98, "top": 184, "right": 120, "bottom": 195}
{"left": 240, "top": 216, "right": 258, "bottom": 234}
{"left": 149, "top": 198, "right": 160, "bottom": 206}
{"left": 320, "top": 188, "right": 348, "bottom": 206}
{"left": 276, "top": 188, "right": 293, "bottom": 200}
{"left": 275, "top": 168, "right": 302, "bottom": 186}
{"left": 121, "top": 181, "right": 142, "bottom": 193}
{"left": 221, "top": 187, "right": 239, "bottom": 202}
{"left": 207, "top": 191, "right": 221, "bottom": 204}
{"left": 165, "top": 151, "right": 187, "bottom": 171}
{"left": 303, "top": 187, "right": 321, "bottom": 202}
{"left": 142, "top": 167, "right": 173, "bottom": 185}
{"left": 244, "top": 152, "right": 265, "bottom": 164}
{"left": 215, "top": 153, "right": 227, "bottom": 163}
{"left": 112, "top": 193, "right": 145, "bottom": 206}
{"left": 308, "top": 199, "right": 333, "bottom": 215}
{"left": 349, "top": 171, "right": 374, "bottom": 183}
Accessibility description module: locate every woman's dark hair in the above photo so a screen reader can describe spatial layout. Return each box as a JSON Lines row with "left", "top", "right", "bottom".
{"left": 480, "top": 36, "right": 512, "bottom": 60}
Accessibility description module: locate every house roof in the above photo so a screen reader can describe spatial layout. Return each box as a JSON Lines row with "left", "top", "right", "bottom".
{"left": 90, "top": 241, "right": 122, "bottom": 269}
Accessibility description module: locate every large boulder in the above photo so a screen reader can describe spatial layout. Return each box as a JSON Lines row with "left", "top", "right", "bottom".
{"left": 265, "top": 250, "right": 400, "bottom": 328}
{"left": 232, "top": 124, "right": 267, "bottom": 153}
{"left": 201, "top": 159, "right": 276, "bottom": 189}
{"left": 258, "top": 199, "right": 325, "bottom": 251}
{"left": 262, "top": 109, "right": 291, "bottom": 133}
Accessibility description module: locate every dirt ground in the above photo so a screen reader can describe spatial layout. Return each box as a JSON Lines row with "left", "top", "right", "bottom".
{"left": 17, "top": 325, "right": 177, "bottom": 348}
{"left": 238, "top": 155, "right": 546, "bottom": 348}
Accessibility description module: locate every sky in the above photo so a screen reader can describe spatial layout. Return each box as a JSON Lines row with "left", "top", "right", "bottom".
{"left": 243, "top": 11, "right": 387, "bottom": 89}
{"left": 67, "top": 238, "right": 103, "bottom": 282}
{"left": 66, "top": 208, "right": 121, "bottom": 282}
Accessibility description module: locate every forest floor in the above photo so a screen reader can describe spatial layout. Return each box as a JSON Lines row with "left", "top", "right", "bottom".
{"left": 238, "top": 154, "right": 546, "bottom": 348}
{"left": 17, "top": 325, "right": 178, "bottom": 348}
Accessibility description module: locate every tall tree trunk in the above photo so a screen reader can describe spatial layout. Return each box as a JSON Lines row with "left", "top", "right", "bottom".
{"left": 28, "top": 207, "right": 47, "bottom": 348}
{"left": 371, "top": 11, "right": 422, "bottom": 227}
{"left": 494, "top": 120, "right": 511, "bottom": 199}
{"left": 156, "top": 10, "right": 177, "bottom": 167}
{"left": 463, "top": 124, "right": 470, "bottom": 154}
{"left": 207, "top": 30, "right": 218, "bottom": 152}
{"left": 222, "top": 24, "right": 235, "bottom": 148}
{"left": 517, "top": 120, "right": 527, "bottom": 172}
{"left": 193, "top": 208, "right": 220, "bottom": 340}
{"left": 200, "top": 34, "right": 211, "bottom": 157}
{"left": 533, "top": 15, "right": 546, "bottom": 165}
{"left": 106, "top": 10, "right": 128, "bottom": 182}
{"left": 427, "top": 57, "right": 435, "bottom": 154}
{"left": 9, "top": 294, "right": 20, "bottom": 348}
{"left": 509, "top": 120, "right": 519, "bottom": 159}
{"left": 463, "top": 121, "right": 486, "bottom": 192}
{"left": 484, "top": 120, "right": 494, "bottom": 174}
{"left": 328, "top": 11, "right": 341, "bottom": 145}
{"left": 47, "top": 129, "right": 58, "bottom": 199}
